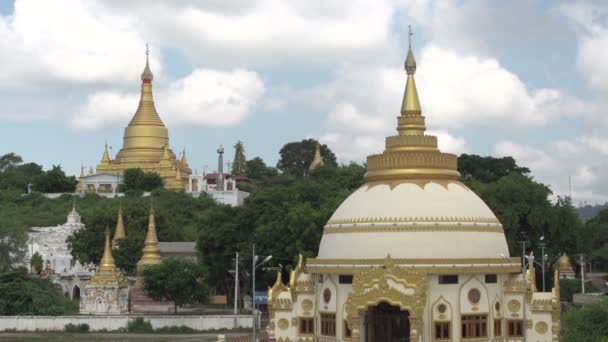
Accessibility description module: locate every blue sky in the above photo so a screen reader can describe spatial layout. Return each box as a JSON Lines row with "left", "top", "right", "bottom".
{"left": 1, "top": 0, "right": 608, "bottom": 203}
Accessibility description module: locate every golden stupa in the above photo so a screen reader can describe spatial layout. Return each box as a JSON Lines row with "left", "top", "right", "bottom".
{"left": 135, "top": 205, "right": 162, "bottom": 287}
{"left": 95, "top": 47, "right": 191, "bottom": 191}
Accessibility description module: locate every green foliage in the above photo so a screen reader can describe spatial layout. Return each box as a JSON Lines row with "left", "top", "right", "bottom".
{"left": 0, "top": 153, "right": 23, "bottom": 172}
{"left": 126, "top": 317, "right": 153, "bottom": 332}
{"left": 198, "top": 162, "right": 366, "bottom": 291}
{"left": 122, "top": 168, "right": 164, "bottom": 193}
{"left": 155, "top": 325, "right": 196, "bottom": 333}
{"left": 560, "top": 279, "right": 601, "bottom": 302}
{"left": 31, "top": 252, "right": 43, "bottom": 274}
{"left": 0, "top": 271, "right": 79, "bottom": 315}
{"left": 142, "top": 258, "right": 209, "bottom": 314}
{"left": 232, "top": 141, "right": 247, "bottom": 176}
{"left": 64, "top": 323, "right": 90, "bottom": 333}
{"left": 113, "top": 236, "right": 143, "bottom": 275}
{"left": 561, "top": 299, "right": 608, "bottom": 342}
{"left": 32, "top": 165, "right": 77, "bottom": 193}
{"left": 245, "top": 157, "right": 278, "bottom": 184}
{"left": 276, "top": 139, "right": 337, "bottom": 176}
{"left": 458, "top": 154, "right": 530, "bottom": 183}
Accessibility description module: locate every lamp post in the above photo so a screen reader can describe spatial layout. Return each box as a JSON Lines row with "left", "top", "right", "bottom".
{"left": 252, "top": 244, "right": 272, "bottom": 342}
{"left": 539, "top": 236, "right": 546, "bottom": 292}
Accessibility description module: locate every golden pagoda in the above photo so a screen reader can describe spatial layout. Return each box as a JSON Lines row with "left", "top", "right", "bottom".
{"left": 89, "top": 225, "right": 128, "bottom": 286}
{"left": 111, "top": 204, "right": 126, "bottom": 248}
{"left": 135, "top": 205, "right": 162, "bottom": 287}
{"left": 95, "top": 47, "right": 191, "bottom": 191}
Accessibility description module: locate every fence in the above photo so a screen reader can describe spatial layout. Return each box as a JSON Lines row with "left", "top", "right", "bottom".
{"left": 221, "top": 331, "right": 269, "bottom": 342}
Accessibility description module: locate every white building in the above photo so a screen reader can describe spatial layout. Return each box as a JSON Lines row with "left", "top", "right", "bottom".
{"left": 268, "top": 43, "right": 560, "bottom": 342}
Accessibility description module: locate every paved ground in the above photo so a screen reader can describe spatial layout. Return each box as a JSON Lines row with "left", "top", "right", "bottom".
{"left": 0, "top": 333, "right": 225, "bottom": 341}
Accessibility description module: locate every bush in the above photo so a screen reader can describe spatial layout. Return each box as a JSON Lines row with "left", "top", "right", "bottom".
{"left": 155, "top": 325, "right": 196, "bottom": 333}
{"left": 562, "top": 299, "right": 608, "bottom": 341}
{"left": 64, "top": 323, "right": 90, "bottom": 333}
{"left": 126, "top": 317, "right": 153, "bottom": 333}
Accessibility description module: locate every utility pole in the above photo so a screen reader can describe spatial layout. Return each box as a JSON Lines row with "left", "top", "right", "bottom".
{"left": 580, "top": 254, "right": 586, "bottom": 294}
{"left": 539, "top": 239, "right": 546, "bottom": 292}
{"left": 234, "top": 251, "right": 239, "bottom": 328}
{"left": 521, "top": 239, "right": 527, "bottom": 342}
{"left": 252, "top": 244, "right": 256, "bottom": 342}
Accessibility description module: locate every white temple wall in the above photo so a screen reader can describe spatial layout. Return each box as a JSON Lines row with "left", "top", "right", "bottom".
{"left": 0, "top": 315, "right": 253, "bottom": 332}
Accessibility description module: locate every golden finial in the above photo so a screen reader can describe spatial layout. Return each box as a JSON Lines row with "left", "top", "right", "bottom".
{"left": 101, "top": 142, "right": 111, "bottom": 164}
{"left": 141, "top": 43, "right": 154, "bottom": 82}
{"left": 112, "top": 203, "right": 126, "bottom": 248}
{"left": 181, "top": 147, "right": 189, "bottom": 167}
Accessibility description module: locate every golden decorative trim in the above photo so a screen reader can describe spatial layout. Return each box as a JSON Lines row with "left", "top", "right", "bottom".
{"left": 326, "top": 215, "right": 501, "bottom": 226}
{"left": 535, "top": 321, "right": 548, "bottom": 334}
{"left": 508, "top": 300, "right": 521, "bottom": 313}
{"left": 308, "top": 257, "right": 519, "bottom": 265}
{"left": 345, "top": 257, "right": 428, "bottom": 340}
{"left": 278, "top": 318, "right": 289, "bottom": 330}
{"left": 323, "top": 225, "right": 504, "bottom": 234}
{"left": 308, "top": 265, "right": 521, "bottom": 275}
{"left": 301, "top": 299, "right": 313, "bottom": 312}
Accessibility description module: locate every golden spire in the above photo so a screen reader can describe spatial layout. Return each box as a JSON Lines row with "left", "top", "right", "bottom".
{"left": 181, "top": 148, "right": 189, "bottom": 168}
{"left": 90, "top": 225, "right": 127, "bottom": 285}
{"left": 80, "top": 164, "right": 85, "bottom": 178}
{"left": 88, "top": 166, "right": 94, "bottom": 176}
{"left": 308, "top": 141, "right": 324, "bottom": 172}
{"left": 135, "top": 204, "right": 162, "bottom": 287}
{"left": 101, "top": 143, "right": 111, "bottom": 164}
{"left": 112, "top": 204, "right": 126, "bottom": 248}
{"left": 99, "top": 225, "right": 117, "bottom": 274}
{"left": 364, "top": 26, "right": 460, "bottom": 182}
{"left": 128, "top": 45, "right": 164, "bottom": 127}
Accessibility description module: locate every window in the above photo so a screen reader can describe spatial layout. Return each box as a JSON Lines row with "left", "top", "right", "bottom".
{"left": 485, "top": 274, "right": 497, "bottom": 283}
{"left": 507, "top": 320, "right": 523, "bottom": 337}
{"left": 494, "top": 319, "right": 503, "bottom": 337}
{"left": 434, "top": 322, "right": 450, "bottom": 339}
{"left": 299, "top": 318, "right": 314, "bottom": 335}
{"left": 438, "top": 275, "right": 459, "bottom": 284}
{"left": 344, "top": 320, "right": 352, "bottom": 338}
{"left": 339, "top": 275, "right": 353, "bottom": 284}
{"left": 320, "top": 313, "right": 336, "bottom": 336}
{"left": 461, "top": 315, "right": 488, "bottom": 338}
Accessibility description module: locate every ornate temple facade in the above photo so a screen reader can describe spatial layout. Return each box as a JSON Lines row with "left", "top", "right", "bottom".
{"left": 80, "top": 226, "right": 129, "bottom": 314}
{"left": 267, "top": 40, "right": 560, "bottom": 342}
{"left": 80, "top": 49, "right": 191, "bottom": 192}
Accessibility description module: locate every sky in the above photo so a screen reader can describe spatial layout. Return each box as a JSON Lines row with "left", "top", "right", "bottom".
{"left": 1, "top": 0, "right": 608, "bottom": 204}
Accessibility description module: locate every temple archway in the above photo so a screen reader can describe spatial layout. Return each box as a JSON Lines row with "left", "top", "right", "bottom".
{"left": 72, "top": 285, "right": 80, "bottom": 300}
{"left": 365, "top": 302, "right": 410, "bottom": 342}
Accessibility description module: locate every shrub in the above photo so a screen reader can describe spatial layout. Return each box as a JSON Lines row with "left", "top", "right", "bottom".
{"left": 64, "top": 323, "right": 90, "bottom": 333}
{"left": 127, "top": 317, "right": 153, "bottom": 333}
{"left": 155, "top": 325, "right": 196, "bottom": 333}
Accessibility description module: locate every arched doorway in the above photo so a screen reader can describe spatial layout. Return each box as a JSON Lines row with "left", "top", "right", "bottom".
{"left": 72, "top": 285, "right": 80, "bottom": 300}
{"left": 365, "top": 302, "right": 410, "bottom": 342}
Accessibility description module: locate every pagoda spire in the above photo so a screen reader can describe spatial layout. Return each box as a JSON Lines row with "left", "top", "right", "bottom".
{"left": 112, "top": 204, "right": 126, "bottom": 248}
{"left": 135, "top": 203, "right": 162, "bottom": 287}
{"left": 101, "top": 143, "right": 111, "bottom": 164}
{"left": 181, "top": 148, "right": 189, "bottom": 168}
{"left": 128, "top": 45, "right": 165, "bottom": 127}
{"left": 308, "top": 141, "right": 324, "bottom": 172}
{"left": 98, "top": 225, "right": 117, "bottom": 274}
{"left": 398, "top": 25, "right": 424, "bottom": 135}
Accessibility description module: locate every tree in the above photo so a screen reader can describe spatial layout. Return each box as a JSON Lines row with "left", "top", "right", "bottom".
{"left": 32, "top": 165, "right": 77, "bottom": 193}
{"left": 561, "top": 299, "right": 608, "bottom": 341}
{"left": 458, "top": 154, "right": 530, "bottom": 183}
{"left": 31, "top": 252, "right": 43, "bottom": 274}
{"left": 245, "top": 157, "right": 278, "bottom": 183}
{"left": 0, "top": 153, "right": 23, "bottom": 172}
{"left": 113, "top": 235, "right": 144, "bottom": 275}
{"left": 122, "top": 168, "right": 164, "bottom": 193}
{"left": 142, "top": 258, "right": 208, "bottom": 314}
{"left": 0, "top": 218, "right": 27, "bottom": 272}
{"left": 0, "top": 270, "right": 78, "bottom": 315}
{"left": 276, "top": 139, "right": 337, "bottom": 176}
{"left": 232, "top": 141, "right": 247, "bottom": 176}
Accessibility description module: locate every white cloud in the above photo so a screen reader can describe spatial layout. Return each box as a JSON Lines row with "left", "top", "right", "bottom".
{"left": 68, "top": 68, "right": 265, "bottom": 130}
{"left": 0, "top": 0, "right": 155, "bottom": 87}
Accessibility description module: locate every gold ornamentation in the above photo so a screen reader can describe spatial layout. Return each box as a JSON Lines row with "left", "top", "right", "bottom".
{"left": 309, "top": 257, "right": 517, "bottom": 265}
{"left": 301, "top": 299, "right": 313, "bottom": 311}
{"left": 278, "top": 318, "right": 289, "bottom": 330}
{"left": 90, "top": 225, "right": 128, "bottom": 286}
{"left": 135, "top": 206, "right": 162, "bottom": 287}
{"left": 326, "top": 215, "right": 501, "bottom": 226}
{"left": 308, "top": 265, "right": 520, "bottom": 275}
{"left": 323, "top": 224, "right": 504, "bottom": 234}
{"left": 508, "top": 300, "right": 521, "bottom": 313}
{"left": 289, "top": 254, "right": 307, "bottom": 301}
{"left": 535, "top": 321, "right": 548, "bottom": 334}
{"left": 344, "top": 257, "right": 428, "bottom": 340}
{"left": 269, "top": 271, "right": 288, "bottom": 302}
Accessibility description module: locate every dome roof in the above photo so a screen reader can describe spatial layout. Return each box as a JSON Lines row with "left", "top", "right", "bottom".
{"left": 316, "top": 41, "right": 510, "bottom": 261}
{"left": 317, "top": 181, "right": 509, "bottom": 259}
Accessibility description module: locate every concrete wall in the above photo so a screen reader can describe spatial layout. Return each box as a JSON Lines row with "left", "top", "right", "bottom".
{"left": 0, "top": 315, "right": 252, "bottom": 332}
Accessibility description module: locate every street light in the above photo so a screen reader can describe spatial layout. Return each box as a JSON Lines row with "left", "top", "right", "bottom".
{"left": 539, "top": 236, "right": 547, "bottom": 292}
{"left": 252, "top": 243, "right": 272, "bottom": 342}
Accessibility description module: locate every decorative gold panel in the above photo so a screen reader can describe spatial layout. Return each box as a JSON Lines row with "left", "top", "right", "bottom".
{"left": 508, "top": 299, "right": 521, "bottom": 313}
{"left": 278, "top": 318, "right": 289, "bottom": 330}
{"left": 535, "top": 321, "right": 548, "bottom": 334}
